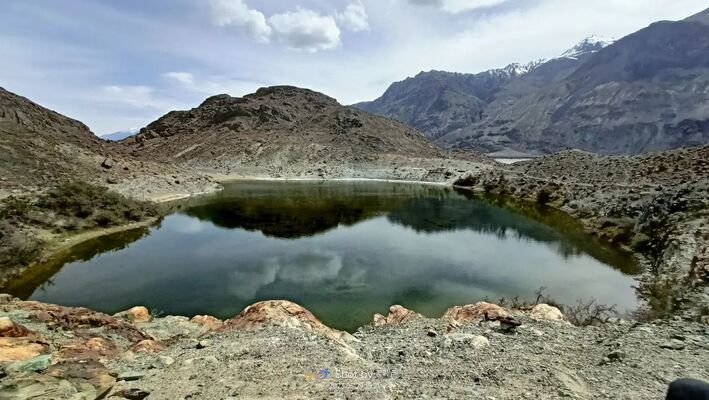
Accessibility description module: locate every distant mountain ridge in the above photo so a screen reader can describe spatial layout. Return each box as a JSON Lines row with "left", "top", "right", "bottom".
{"left": 356, "top": 8, "right": 709, "bottom": 155}
{"left": 101, "top": 127, "right": 139, "bottom": 141}
{"left": 354, "top": 36, "right": 610, "bottom": 144}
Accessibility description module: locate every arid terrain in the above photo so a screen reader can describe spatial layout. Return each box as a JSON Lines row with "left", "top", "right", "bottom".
{"left": 0, "top": 85, "right": 707, "bottom": 399}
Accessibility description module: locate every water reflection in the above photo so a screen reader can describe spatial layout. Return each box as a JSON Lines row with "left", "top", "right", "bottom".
{"left": 4, "top": 181, "right": 639, "bottom": 332}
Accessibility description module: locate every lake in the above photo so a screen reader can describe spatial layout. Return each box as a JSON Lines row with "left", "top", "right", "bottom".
{"left": 5, "top": 181, "right": 639, "bottom": 331}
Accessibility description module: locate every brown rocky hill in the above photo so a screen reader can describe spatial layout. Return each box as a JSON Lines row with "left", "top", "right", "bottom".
{"left": 0, "top": 87, "right": 216, "bottom": 200}
{"left": 121, "top": 86, "right": 472, "bottom": 179}
{"left": 0, "top": 87, "right": 104, "bottom": 192}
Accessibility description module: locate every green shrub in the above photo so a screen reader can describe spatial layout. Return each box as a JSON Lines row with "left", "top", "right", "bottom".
{"left": 0, "top": 181, "right": 159, "bottom": 268}
{"left": 536, "top": 188, "right": 552, "bottom": 204}
{"left": 34, "top": 181, "right": 158, "bottom": 230}
{"left": 0, "top": 221, "right": 41, "bottom": 267}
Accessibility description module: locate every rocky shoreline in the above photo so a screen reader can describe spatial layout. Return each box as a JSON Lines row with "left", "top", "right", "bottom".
{"left": 454, "top": 146, "right": 709, "bottom": 322}
{"left": 0, "top": 296, "right": 706, "bottom": 399}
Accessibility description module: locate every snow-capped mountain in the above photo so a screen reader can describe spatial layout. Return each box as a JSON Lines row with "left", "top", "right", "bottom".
{"left": 560, "top": 35, "right": 615, "bottom": 60}
{"left": 354, "top": 11, "right": 709, "bottom": 155}
{"left": 497, "top": 60, "right": 547, "bottom": 77}
{"left": 100, "top": 127, "right": 139, "bottom": 141}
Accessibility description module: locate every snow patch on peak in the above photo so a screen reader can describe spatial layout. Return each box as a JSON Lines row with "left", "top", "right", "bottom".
{"left": 488, "top": 59, "right": 546, "bottom": 78}
{"left": 560, "top": 35, "right": 615, "bottom": 60}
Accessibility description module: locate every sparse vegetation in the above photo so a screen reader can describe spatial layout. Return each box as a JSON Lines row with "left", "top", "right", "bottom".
{"left": 536, "top": 187, "right": 552, "bottom": 204}
{"left": 0, "top": 181, "right": 159, "bottom": 270}
{"left": 493, "top": 287, "right": 620, "bottom": 326}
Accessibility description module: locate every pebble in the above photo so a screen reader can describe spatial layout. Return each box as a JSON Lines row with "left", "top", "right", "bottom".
{"left": 660, "top": 340, "right": 686, "bottom": 350}
{"left": 607, "top": 350, "right": 627, "bottom": 362}
{"left": 118, "top": 371, "right": 146, "bottom": 381}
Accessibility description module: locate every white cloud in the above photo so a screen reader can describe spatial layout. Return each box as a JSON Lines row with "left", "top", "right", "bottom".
{"left": 209, "top": 0, "right": 272, "bottom": 43}
{"left": 208, "top": 1, "right": 369, "bottom": 52}
{"left": 102, "top": 85, "right": 163, "bottom": 108}
{"left": 407, "top": 0, "right": 507, "bottom": 13}
{"left": 163, "top": 71, "right": 194, "bottom": 85}
{"left": 337, "top": 1, "right": 370, "bottom": 32}
{"left": 163, "top": 71, "right": 263, "bottom": 97}
{"left": 269, "top": 8, "right": 342, "bottom": 52}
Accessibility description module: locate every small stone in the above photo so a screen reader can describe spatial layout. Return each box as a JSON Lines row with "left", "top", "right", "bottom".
{"left": 118, "top": 371, "right": 145, "bottom": 381}
{"left": 427, "top": 329, "right": 438, "bottom": 337}
{"left": 442, "top": 333, "right": 490, "bottom": 349}
{"left": 101, "top": 158, "right": 114, "bottom": 169}
{"left": 158, "top": 355, "right": 175, "bottom": 366}
{"left": 111, "top": 388, "right": 151, "bottom": 400}
{"left": 660, "top": 340, "right": 685, "bottom": 350}
{"left": 607, "top": 350, "right": 626, "bottom": 361}
{"left": 196, "top": 339, "right": 211, "bottom": 349}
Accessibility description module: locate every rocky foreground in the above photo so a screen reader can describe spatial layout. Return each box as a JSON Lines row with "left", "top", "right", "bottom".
{"left": 0, "top": 296, "right": 707, "bottom": 400}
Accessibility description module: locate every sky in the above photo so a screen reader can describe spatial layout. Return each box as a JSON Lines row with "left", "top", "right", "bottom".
{"left": 0, "top": 0, "right": 706, "bottom": 135}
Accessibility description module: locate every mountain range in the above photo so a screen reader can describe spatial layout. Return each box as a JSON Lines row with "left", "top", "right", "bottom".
{"left": 355, "top": 8, "right": 709, "bottom": 155}
{"left": 101, "top": 128, "right": 139, "bottom": 141}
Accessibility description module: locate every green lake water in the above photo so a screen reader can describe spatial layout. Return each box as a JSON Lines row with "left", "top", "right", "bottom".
{"left": 6, "top": 181, "right": 639, "bottom": 331}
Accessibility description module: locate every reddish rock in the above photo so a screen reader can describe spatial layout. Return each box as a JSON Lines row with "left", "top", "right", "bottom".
{"left": 443, "top": 302, "right": 510, "bottom": 324}
{"left": 373, "top": 305, "right": 423, "bottom": 326}
{"left": 131, "top": 339, "right": 166, "bottom": 353}
{"left": 117, "top": 306, "right": 151, "bottom": 323}
{"left": 224, "top": 300, "right": 353, "bottom": 345}
{"left": 191, "top": 315, "right": 224, "bottom": 331}
{"left": 0, "top": 316, "right": 38, "bottom": 338}
{"left": 57, "top": 337, "right": 116, "bottom": 361}
{"left": 0, "top": 337, "right": 49, "bottom": 362}
{"left": 20, "top": 301, "right": 149, "bottom": 343}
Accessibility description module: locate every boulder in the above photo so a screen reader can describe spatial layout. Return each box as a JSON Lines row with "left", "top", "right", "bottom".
{"left": 530, "top": 304, "right": 566, "bottom": 321}
{"left": 373, "top": 305, "right": 423, "bottom": 326}
{"left": 57, "top": 337, "right": 116, "bottom": 361}
{"left": 0, "top": 337, "right": 49, "bottom": 362}
{"left": 443, "top": 302, "right": 510, "bottom": 324}
{"left": 224, "top": 300, "right": 354, "bottom": 345}
{"left": 190, "top": 315, "right": 224, "bottom": 331}
{"left": 6, "top": 354, "right": 52, "bottom": 373}
{"left": 101, "top": 157, "right": 114, "bottom": 169}
{"left": 453, "top": 171, "right": 476, "bottom": 187}
{"left": 131, "top": 339, "right": 166, "bottom": 354}
{"left": 24, "top": 301, "right": 149, "bottom": 343}
{"left": 116, "top": 306, "right": 151, "bottom": 323}
{"left": 0, "top": 316, "right": 37, "bottom": 338}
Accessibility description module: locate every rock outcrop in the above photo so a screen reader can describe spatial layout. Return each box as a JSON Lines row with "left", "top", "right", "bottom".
{"left": 223, "top": 300, "right": 354, "bottom": 345}
{"left": 372, "top": 305, "right": 423, "bottom": 326}
{"left": 442, "top": 302, "right": 510, "bottom": 323}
